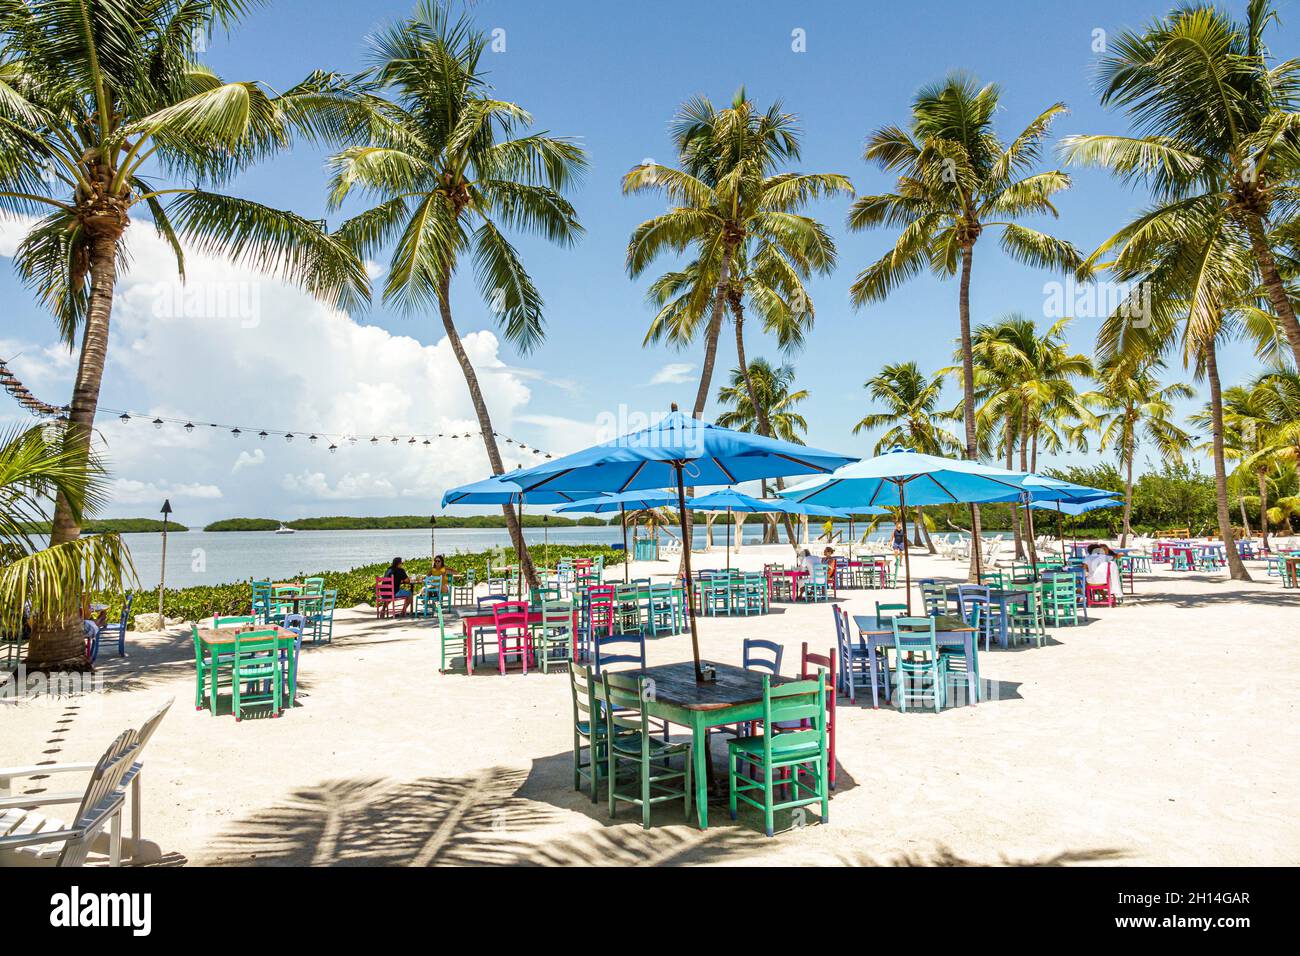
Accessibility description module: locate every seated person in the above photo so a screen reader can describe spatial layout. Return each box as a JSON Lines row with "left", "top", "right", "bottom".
{"left": 822, "top": 546, "right": 838, "bottom": 581}
{"left": 800, "top": 548, "right": 822, "bottom": 574}
{"left": 384, "top": 556, "right": 414, "bottom": 615}
{"left": 427, "top": 555, "right": 451, "bottom": 584}
{"left": 1082, "top": 544, "right": 1116, "bottom": 587}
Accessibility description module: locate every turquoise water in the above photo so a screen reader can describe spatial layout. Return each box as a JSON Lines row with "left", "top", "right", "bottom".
{"left": 115, "top": 522, "right": 928, "bottom": 588}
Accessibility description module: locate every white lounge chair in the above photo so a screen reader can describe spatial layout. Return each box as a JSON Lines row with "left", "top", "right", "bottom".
{"left": 0, "top": 698, "right": 171, "bottom": 867}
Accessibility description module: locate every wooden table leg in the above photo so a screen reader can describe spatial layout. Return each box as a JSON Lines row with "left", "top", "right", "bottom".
{"left": 691, "top": 712, "right": 709, "bottom": 829}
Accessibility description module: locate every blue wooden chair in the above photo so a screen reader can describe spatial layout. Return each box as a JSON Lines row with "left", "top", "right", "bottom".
{"left": 593, "top": 632, "right": 646, "bottom": 673}
{"left": 891, "top": 616, "right": 943, "bottom": 713}
{"left": 802, "top": 564, "right": 831, "bottom": 602}
{"left": 834, "top": 604, "right": 888, "bottom": 706}
{"left": 309, "top": 589, "right": 336, "bottom": 644}
{"left": 93, "top": 592, "right": 133, "bottom": 660}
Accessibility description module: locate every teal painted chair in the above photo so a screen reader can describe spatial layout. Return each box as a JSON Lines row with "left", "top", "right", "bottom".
{"left": 231, "top": 630, "right": 283, "bottom": 721}
{"left": 1042, "top": 573, "right": 1079, "bottom": 627}
{"left": 802, "top": 564, "right": 831, "bottom": 602}
{"left": 569, "top": 664, "right": 613, "bottom": 802}
{"left": 309, "top": 589, "right": 336, "bottom": 644}
{"left": 727, "top": 672, "right": 829, "bottom": 837}
{"left": 875, "top": 601, "right": 909, "bottom": 625}
{"left": 891, "top": 616, "right": 943, "bottom": 713}
{"left": 919, "top": 582, "right": 948, "bottom": 616}
{"left": 602, "top": 671, "right": 693, "bottom": 829}
{"left": 251, "top": 581, "right": 273, "bottom": 623}
{"left": 534, "top": 599, "right": 574, "bottom": 673}
{"left": 435, "top": 603, "right": 469, "bottom": 673}
{"left": 1008, "top": 587, "right": 1045, "bottom": 647}
{"left": 302, "top": 577, "right": 325, "bottom": 595}
{"left": 939, "top": 606, "right": 980, "bottom": 705}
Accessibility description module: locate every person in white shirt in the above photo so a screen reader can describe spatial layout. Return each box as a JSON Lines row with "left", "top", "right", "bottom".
{"left": 800, "top": 549, "right": 822, "bottom": 574}
{"left": 1082, "top": 544, "right": 1116, "bottom": 586}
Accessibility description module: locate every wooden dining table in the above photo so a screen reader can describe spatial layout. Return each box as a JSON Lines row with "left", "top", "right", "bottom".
{"left": 943, "top": 586, "right": 1030, "bottom": 649}
{"left": 852, "top": 614, "right": 980, "bottom": 708}
{"left": 194, "top": 624, "right": 299, "bottom": 715}
{"left": 457, "top": 608, "right": 579, "bottom": 675}
{"left": 590, "top": 660, "right": 792, "bottom": 830}
{"left": 763, "top": 567, "right": 808, "bottom": 602}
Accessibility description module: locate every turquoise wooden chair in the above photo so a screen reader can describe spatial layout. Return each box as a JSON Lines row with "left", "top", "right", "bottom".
{"left": 727, "top": 672, "right": 828, "bottom": 837}
{"left": 534, "top": 599, "right": 574, "bottom": 673}
{"left": 250, "top": 581, "right": 273, "bottom": 623}
{"left": 939, "top": 606, "right": 980, "bottom": 704}
{"left": 603, "top": 671, "right": 692, "bottom": 829}
{"left": 1042, "top": 573, "right": 1079, "bottom": 627}
{"left": 1008, "top": 587, "right": 1045, "bottom": 647}
{"left": 802, "top": 564, "right": 831, "bottom": 602}
{"left": 890, "top": 616, "right": 943, "bottom": 713}
{"left": 569, "top": 664, "right": 613, "bottom": 802}
{"left": 919, "top": 582, "right": 947, "bottom": 616}
{"left": 230, "top": 630, "right": 282, "bottom": 721}
{"left": 302, "top": 577, "right": 325, "bottom": 595}
{"left": 309, "top": 589, "right": 336, "bottom": 644}
{"left": 875, "top": 601, "right": 908, "bottom": 625}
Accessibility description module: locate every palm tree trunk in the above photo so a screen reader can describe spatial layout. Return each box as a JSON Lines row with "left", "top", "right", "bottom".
{"left": 1007, "top": 417, "right": 1023, "bottom": 559}
{"left": 1019, "top": 414, "right": 1039, "bottom": 568}
{"left": 920, "top": 512, "right": 937, "bottom": 554}
{"left": 28, "top": 230, "right": 122, "bottom": 671}
{"left": 1258, "top": 470, "right": 1270, "bottom": 550}
{"left": 1121, "top": 439, "right": 1135, "bottom": 548}
{"left": 437, "top": 276, "right": 537, "bottom": 590}
{"left": 1246, "top": 215, "right": 1300, "bottom": 370}
{"left": 1204, "top": 340, "right": 1250, "bottom": 581}
{"left": 959, "top": 244, "right": 983, "bottom": 582}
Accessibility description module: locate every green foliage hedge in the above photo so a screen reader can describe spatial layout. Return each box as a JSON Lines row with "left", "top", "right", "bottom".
{"left": 203, "top": 514, "right": 614, "bottom": 531}
{"left": 99, "top": 544, "right": 624, "bottom": 628}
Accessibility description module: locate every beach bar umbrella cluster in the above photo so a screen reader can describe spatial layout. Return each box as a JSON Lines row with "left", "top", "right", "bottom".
{"left": 500, "top": 407, "right": 857, "bottom": 680}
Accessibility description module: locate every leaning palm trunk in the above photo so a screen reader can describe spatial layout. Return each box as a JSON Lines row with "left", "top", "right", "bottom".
{"left": 437, "top": 280, "right": 537, "bottom": 590}
{"left": 1018, "top": 418, "right": 1039, "bottom": 568}
{"left": 958, "top": 245, "right": 984, "bottom": 581}
{"left": 1121, "top": 442, "right": 1135, "bottom": 548}
{"left": 1246, "top": 216, "right": 1300, "bottom": 371}
{"left": 1204, "top": 342, "right": 1250, "bottom": 581}
{"left": 1258, "top": 471, "right": 1270, "bottom": 550}
{"left": 1006, "top": 418, "right": 1023, "bottom": 558}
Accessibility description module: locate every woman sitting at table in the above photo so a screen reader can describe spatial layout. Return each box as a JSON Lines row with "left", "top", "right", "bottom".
{"left": 385, "top": 556, "right": 414, "bottom": 615}
{"left": 1083, "top": 544, "right": 1118, "bottom": 588}
{"left": 822, "top": 546, "right": 838, "bottom": 582}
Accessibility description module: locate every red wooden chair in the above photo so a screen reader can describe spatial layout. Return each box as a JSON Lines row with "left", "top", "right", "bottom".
{"left": 1084, "top": 564, "right": 1117, "bottom": 608}
{"left": 492, "top": 600, "right": 533, "bottom": 675}
{"left": 374, "top": 576, "right": 399, "bottom": 618}
{"left": 586, "top": 584, "right": 616, "bottom": 641}
{"left": 801, "top": 643, "right": 838, "bottom": 789}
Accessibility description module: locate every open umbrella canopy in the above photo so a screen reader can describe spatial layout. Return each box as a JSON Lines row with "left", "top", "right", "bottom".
{"left": 689, "top": 488, "right": 854, "bottom": 518}
{"left": 441, "top": 474, "right": 603, "bottom": 507}
{"left": 506, "top": 410, "right": 856, "bottom": 495}
{"left": 1029, "top": 497, "right": 1123, "bottom": 516}
{"left": 553, "top": 489, "right": 678, "bottom": 513}
{"left": 778, "top": 447, "right": 1037, "bottom": 508}
{"left": 981, "top": 475, "right": 1117, "bottom": 505}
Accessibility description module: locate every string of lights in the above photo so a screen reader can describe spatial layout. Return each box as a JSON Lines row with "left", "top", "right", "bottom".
{"left": 97, "top": 406, "right": 554, "bottom": 458}
{"left": 0, "top": 357, "right": 69, "bottom": 418}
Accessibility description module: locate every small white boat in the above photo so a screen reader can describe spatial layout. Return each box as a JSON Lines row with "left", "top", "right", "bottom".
{"left": 274, "top": 523, "right": 295, "bottom": 535}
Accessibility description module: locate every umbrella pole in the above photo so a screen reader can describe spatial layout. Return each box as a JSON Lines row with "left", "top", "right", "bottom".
{"left": 899, "top": 482, "right": 912, "bottom": 614}
{"left": 971, "top": 505, "right": 984, "bottom": 584}
{"left": 675, "top": 462, "right": 704, "bottom": 682}
{"left": 621, "top": 504, "right": 629, "bottom": 584}
{"left": 727, "top": 507, "right": 732, "bottom": 572}
{"left": 1056, "top": 502, "right": 1064, "bottom": 562}
{"left": 518, "top": 500, "right": 526, "bottom": 600}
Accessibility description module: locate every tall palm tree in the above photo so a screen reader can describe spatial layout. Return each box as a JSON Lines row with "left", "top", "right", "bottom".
{"left": 0, "top": 0, "right": 364, "bottom": 667}
{"left": 1196, "top": 379, "right": 1273, "bottom": 545}
{"left": 716, "top": 358, "right": 808, "bottom": 544}
{"left": 855, "top": 360, "right": 960, "bottom": 553}
{"left": 848, "top": 74, "right": 1084, "bottom": 579}
{"left": 625, "top": 90, "right": 850, "bottom": 423}
{"left": 0, "top": 423, "right": 133, "bottom": 669}
{"left": 327, "top": 2, "right": 587, "bottom": 589}
{"left": 1086, "top": 357, "right": 1193, "bottom": 546}
{"left": 1062, "top": 0, "right": 1300, "bottom": 371}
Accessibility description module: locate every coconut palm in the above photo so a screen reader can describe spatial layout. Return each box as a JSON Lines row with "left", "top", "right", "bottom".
{"left": 326, "top": 2, "right": 587, "bottom": 590}
{"left": 0, "top": 423, "right": 134, "bottom": 669}
{"left": 1087, "top": 357, "right": 1193, "bottom": 546}
{"left": 0, "top": 0, "right": 365, "bottom": 667}
{"left": 625, "top": 90, "right": 850, "bottom": 423}
{"left": 854, "top": 361, "right": 960, "bottom": 456}
{"left": 848, "top": 73, "right": 1085, "bottom": 578}
{"left": 716, "top": 358, "right": 808, "bottom": 544}
{"left": 1061, "top": 0, "right": 1300, "bottom": 370}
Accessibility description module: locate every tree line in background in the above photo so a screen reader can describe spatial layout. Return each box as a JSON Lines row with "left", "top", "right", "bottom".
{"left": 3, "top": 0, "right": 1299, "bottom": 668}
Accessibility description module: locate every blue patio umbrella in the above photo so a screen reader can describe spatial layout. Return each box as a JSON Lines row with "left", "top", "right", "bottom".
{"left": 555, "top": 489, "right": 679, "bottom": 582}
{"left": 1030, "top": 496, "right": 1123, "bottom": 556}
{"left": 689, "top": 489, "right": 854, "bottom": 570}
{"left": 505, "top": 407, "right": 857, "bottom": 680}
{"left": 980, "top": 476, "right": 1117, "bottom": 563}
{"left": 780, "top": 447, "right": 1053, "bottom": 607}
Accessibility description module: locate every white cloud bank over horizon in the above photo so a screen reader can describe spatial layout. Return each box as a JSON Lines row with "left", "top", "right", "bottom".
{"left": 0, "top": 213, "right": 589, "bottom": 523}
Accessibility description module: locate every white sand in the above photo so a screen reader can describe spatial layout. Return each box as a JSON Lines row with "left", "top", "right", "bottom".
{"left": 3, "top": 543, "right": 1298, "bottom": 867}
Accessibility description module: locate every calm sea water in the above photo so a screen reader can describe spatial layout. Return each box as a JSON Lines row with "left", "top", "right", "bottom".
{"left": 116, "top": 523, "right": 925, "bottom": 589}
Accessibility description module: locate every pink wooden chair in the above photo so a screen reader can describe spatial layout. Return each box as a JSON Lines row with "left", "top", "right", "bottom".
{"left": 801, "top": 643, "right": 838, "bottom": 789}
{"left": 586, "top": 584, "right": 616, "bottom": 641}
{"left": 492, "top": 600, "right": 533, "bottom": 675}
{"left": 374, "top": 576, "right": 399, "bottom": 618}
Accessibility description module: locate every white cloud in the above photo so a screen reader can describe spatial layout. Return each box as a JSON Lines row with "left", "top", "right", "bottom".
{"left": 108, "top": 478, "right": 224, "bottom": 505}
{"left": 0, "top": 213, "right": 550, "bottom": 521}
{"left": 648, "top": 362, "right": 696, "bottom": 385}
{"left": 232, "top": 449, "right": 265, "bottom": 473}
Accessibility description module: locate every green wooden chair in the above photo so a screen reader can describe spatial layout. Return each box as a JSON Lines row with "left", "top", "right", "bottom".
{"left": 435, "top": 603, "right": 468, "bottom": 673}
{"left": 939, "top": 606, "right": 980, "bottom": 705}
{"left": 569, "top": 664, "right": 613, "bottom": 802}
{"left": 727, "top": 672, "right": 829, "bottom": 838}
{"left": 303, "top": 577, "right": 325, "bottom": 595}
{"left": 190, "top": 624, "right": 225, "bottom": 712}
{"left": 984, "top": 570, "right": 1008, "bottom": 589}
{"left": 213, "top": 615, "right": 257, "bottom": 628}
{"left": 534, "top": 599, "right": 574, "bottom": 673}
{"left": 230, "top": 630, "right": 282, "bottom": 721}
{"left": 602, "top": 671, "right": 692, "bottom": 829}
{"left": 1008, "top": 587, "right": 1045, "bottom": 647}
{"left": 875, "top": 601, "right": 908, "bottom": 624}
{"left": 919, "top": 582, "right": 947, "bottom": 616}
{"left": 1041, "top": 573, "right": 1078, "bottom": 627}
{"left": 891, "top": 616, "right": 943, "bottom": 713}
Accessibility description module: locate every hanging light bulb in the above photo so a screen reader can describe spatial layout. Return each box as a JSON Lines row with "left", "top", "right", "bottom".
{"left": 370, "top": 436, "right": 379, "bottom": 445}
{"left": 285, "top": 433, "right": 294, "bottom": 443}
{"left": 258, "top": 430, "right": 268, "bottom": 440}
{"left": 328, "top": 443, "right": 338, "bottom": 453}
{"left": 231, "top": 428, "right": 242, "bottom": 437}
{"left": 390, "top": 437, "right": 398, "bottom": 445}
{"left": 118, "top": 412, "right": 130, "bottom": 423}
{"left": 408, "top": 437, "right": 416, "bottom": 445}
{"left": 184, "top": 422, "right": 195, "bottom": 433}
{"left": 308, "top": 434, "right": 318, "bottom": 445}
{"left": 422, "top": 439, "right": 431, "bottom": 446}
{"left": 348, "top": 436, "right": 357, "bottom": 446}
{"left": 152, "top": 418, "right": 164, "bottom": 429}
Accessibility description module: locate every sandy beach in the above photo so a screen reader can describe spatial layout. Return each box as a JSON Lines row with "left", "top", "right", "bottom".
{"left": 4, "top": 544, "right": 1298, "bottom": 867}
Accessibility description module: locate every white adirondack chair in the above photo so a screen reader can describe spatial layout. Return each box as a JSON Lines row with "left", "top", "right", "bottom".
{"left": 0, "top": 698, "right": 172, "bottom": 867}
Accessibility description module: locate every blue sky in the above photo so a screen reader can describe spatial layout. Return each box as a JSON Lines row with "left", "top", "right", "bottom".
{"left": 1, "top": 0, "right": 1289, "bottom": 521}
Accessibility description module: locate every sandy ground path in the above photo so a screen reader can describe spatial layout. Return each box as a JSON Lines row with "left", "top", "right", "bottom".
{"left": 3, "top": 545, "right": 1298, "bottom": 866}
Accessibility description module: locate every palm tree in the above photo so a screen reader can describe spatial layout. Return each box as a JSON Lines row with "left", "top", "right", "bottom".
{"left": 327, "top": 2, "right": 587, "bottom": 589}
{"left": 0, "top": 0, "right": 363, "bottom": 667}
{"left": 0, "top": 423, "right": 133, "bottom": 670}
{"left": 855, "top": 360, "right": 961, "bottom": 553}
{"left": 1062, "top": 0, "right": 1300, "bottom": 370}
{"left": 848, "top": 73, "right": 1084, "bottom": 578}
{"left": 716, "top": 358, "right": 808, "bottom": 544}
{"left": 1242, "top": 367, "right": 1300, "bottom": 544}
{"left": 625, "top": 90, "right": 851, "bottom": 423}
{"left": 1087, "top": 357, "right": 1193, "bottom": 546}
